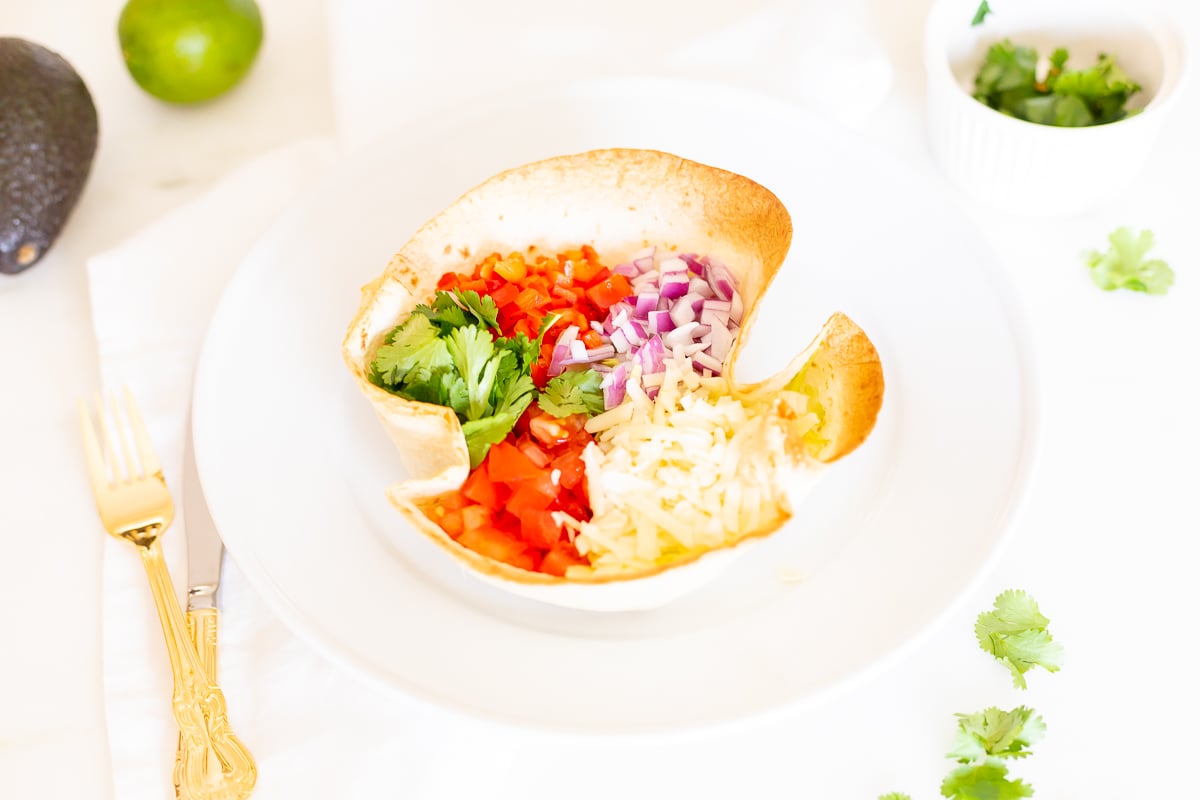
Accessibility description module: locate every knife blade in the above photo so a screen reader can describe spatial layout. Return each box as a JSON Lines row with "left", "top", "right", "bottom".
{"left": 183, "top": 429, "right": 222, "bottom": 613}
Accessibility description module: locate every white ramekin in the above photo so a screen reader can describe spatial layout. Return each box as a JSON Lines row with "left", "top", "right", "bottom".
{"left": 924, "top": 0, "right": 1189, "bottom": 216}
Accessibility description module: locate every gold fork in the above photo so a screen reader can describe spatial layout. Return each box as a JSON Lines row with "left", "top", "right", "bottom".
{"left": 80, "top": 388, "right": 257, "bottom": 800}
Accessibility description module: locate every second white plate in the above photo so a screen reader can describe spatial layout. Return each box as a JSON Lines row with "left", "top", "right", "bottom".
{"left": 193, "top": 78, "right": 1037, "bottom": 734}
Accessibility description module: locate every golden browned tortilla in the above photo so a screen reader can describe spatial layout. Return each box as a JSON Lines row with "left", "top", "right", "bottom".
{"left": 343, "top": 148, "right": 884, "bottom": 585}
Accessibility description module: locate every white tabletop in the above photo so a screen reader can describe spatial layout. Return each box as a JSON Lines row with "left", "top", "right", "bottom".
{"left": 2, "top": 1, "right": 1197, "bottom": 797}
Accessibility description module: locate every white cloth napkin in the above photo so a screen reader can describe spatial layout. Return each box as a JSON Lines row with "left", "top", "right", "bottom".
{"left": 91, "top": 137, "right": 530, "bottom": 800}
{"left": 329, "top": 0, "right": 892, "bottom": 150}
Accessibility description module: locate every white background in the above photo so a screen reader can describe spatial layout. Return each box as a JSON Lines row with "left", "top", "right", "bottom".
{"left": 2, "top": 1, "right": 1197, "bottom": 797}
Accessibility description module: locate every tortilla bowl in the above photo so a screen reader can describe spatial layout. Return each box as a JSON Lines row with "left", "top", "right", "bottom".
{"left": 343, "top": 149, "right": 883, "bottom": 611}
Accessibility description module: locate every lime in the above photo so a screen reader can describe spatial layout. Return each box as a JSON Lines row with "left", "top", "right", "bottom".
{"left": 118, "top": 0, "right": 263, "bottom": 104}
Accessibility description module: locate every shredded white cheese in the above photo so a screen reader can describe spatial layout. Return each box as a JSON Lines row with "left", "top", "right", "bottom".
{"left": 571, "top": 361, "right": 820, "bottom": 576}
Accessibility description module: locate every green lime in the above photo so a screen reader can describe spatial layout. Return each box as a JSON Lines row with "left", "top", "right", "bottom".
{"left": 118, "top": 0, "right": 263, "bottom": 104}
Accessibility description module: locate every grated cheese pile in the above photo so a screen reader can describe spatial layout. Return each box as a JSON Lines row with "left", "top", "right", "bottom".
{"left": 564, "top": 359, "right": 820, "bottom": 577}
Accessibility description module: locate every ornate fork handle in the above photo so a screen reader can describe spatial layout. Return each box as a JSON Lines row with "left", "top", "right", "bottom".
{"left": 139, "top": 537, "right": 257, "bottom": 800}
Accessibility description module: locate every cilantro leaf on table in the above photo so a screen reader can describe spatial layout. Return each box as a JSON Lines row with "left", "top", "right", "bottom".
{"left": 941, "top": 763, "right": 1033, "bottom": 800}
{"left": 947, "top": 706, "right": 1046, "bottom": 763}
{"left": 976, "top": 590, "right": 1063, "bottom": 688}
{"left": 1085, "top": 227, "right": 1175, "bottom": 294}
{"left": 971, "top": 0, "right": 992, "bottom": 26}
{"left": 973, "top": 41, "right": 1141, "bottom": 127}
{"left": 539, "top": 369, "right": 605, "bottom": 417}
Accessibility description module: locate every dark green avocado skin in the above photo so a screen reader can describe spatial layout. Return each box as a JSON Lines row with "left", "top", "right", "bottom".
{"left": 1, "top": 38, "right": 98, "bottom": 275}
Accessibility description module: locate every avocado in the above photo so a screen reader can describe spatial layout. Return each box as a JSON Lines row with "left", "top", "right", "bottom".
{"left": 0, "top": 38, "right": 98, "bottom": 275}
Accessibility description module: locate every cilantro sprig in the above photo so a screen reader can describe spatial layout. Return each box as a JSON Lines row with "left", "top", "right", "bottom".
{"left": 973, "top": 40, "right": 1141, "bottom": 127}
{"left": 881, "top": 591, "right": 1060, "bottom": 800}
{"left": 538, "top": 369, "right": 605, "bottom": 418}
{"left": 1085, "top": 227, "right": 1175, "bottom": 294}
{"left": 370, "top": 289, "right": 552, "bottom": 468}
{"left": 976, "top": 590, "right": 1063, "bottom": 689}
{"left": 947, "top": 706, "right": 1045, "bottom": 763}
{"left": 941, "top": 763, "right": 1033, "bottom": 800}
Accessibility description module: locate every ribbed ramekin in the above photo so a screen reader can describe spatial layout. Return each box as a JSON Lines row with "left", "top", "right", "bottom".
{"left": 924, "top": 0, "right": 1188, "bottom": 216}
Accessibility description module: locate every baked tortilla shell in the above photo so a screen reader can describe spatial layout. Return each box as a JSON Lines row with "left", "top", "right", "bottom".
{"left": 343, "top": 149, "right": 883, "bottom": 591}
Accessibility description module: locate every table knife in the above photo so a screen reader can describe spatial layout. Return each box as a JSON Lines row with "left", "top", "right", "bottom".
{"left": 175, "top": 431, "right": 257, "bottom": 799}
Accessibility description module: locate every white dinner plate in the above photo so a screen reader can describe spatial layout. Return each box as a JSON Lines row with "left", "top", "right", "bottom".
{"left": 193, "top": 78, "right": 1037, "bottom": 734}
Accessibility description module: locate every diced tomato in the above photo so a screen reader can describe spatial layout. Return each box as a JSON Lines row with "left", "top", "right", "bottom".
{"left": 437, "top": 492, "right": 468, "bottom": 512}
{"left": 486, "top": 441, "right": 542, "bottom": 483}
{"left": 460, "top": 504, "right": 494, "bottom": 533}
{"left": 437, "top": 272, "right": 460, "bottom": 291}
{"left": 438, "top": 508, "right": 464, "bottom": 538}
{"left": 528, "top": 412, "right": 572, "bottom": 447}
{"left": 585, "top": 274, "right": 633, "bottom": 311}
{"left": 520, "top": 510, "right": 563, "bottom": 550}
{"left": 462, "top": 468, "right": 502, "bottom": 509}
{"left": 552, "top": 449, "right": 586, "bottom": 491}
{"left": 540, "top": 543, "right": 589, "bottom": 577}
{"left": 508, "top": 483, "right": 554, "bottom": 515}
{"left": 515, "top": 435, "right": 551, "bottom": 468}
{"left": 457, "top": 527, "right": 537, "bottom": 571}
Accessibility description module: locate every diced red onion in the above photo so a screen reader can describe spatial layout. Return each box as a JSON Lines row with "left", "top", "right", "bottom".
{"left": 688, "top": 277, "right": 715, "bottom": 298}
{"left": 693, "top": 351, "right": 723, "bottom": 374}
{"left": 556, "top": 325, "right": 579, "bottom": 346}
{"left": 633, "top": 256, "right": 655, "bottom": 272}
{"left": 680, "top": 254, "right": 704, "bottom": 276}
{"left": 668, "top": 300, "right": 695, "bottom": 327}
{"left": 700, "top": 307, "right": 730, "bottom": 328}
{"left": 707, "top": 262, "right": 735, "bottom": 301}
{"left": 548, "top": 343, "right": 570, "bottom": 378}
{"left": 729, "top": 292, "right": 744, "bottom": 325}
{"left": 647, "top": 310, "right": 674, "bottom": 334}
{"left": 586, "top": 345, "right": 616, "bottom": 359}
{"left": 663, "top": 322, "right": 700, "bottom": 349}
{"left": 602, "top": 364, "right": 628, "bottom": 408}
{"left": 635, "top": 293, "right": 658, "bottom": 317}
{"left": 613, "top": 262, "right": 640, "bottom": 279}
{"left": 708, "top": 321, "right": 734, "bottom": 362}
{"left": 569, "top": 339, "right": 587, "bottom": 360}
{"left": 611, "top": 329, "right": 631, "bottom": 354}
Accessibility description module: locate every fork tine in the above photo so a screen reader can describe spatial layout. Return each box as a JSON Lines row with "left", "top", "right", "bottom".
{"left": 109, "top": 388, "right": 140, "bottom": 479}
{"left": 122, "top": 387, "right": 161, "bottom": 477}
{"left": 78, "top": 399, "right": 111, "bottom": 492}
{"left": 95, "top": 391, "right": 126, "bottom": 484}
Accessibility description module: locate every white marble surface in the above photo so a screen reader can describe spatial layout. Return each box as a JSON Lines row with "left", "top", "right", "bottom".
{"left": 1, "top": 1, "right": 1197, "bottom": 797}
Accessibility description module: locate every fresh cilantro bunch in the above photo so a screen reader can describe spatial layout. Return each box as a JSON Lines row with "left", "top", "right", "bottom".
{"left": 976, "top": 590, "right": 1063, "bottom": 689}
{"left": 1085, "top": 227, "right": 1175, "bottom": 294}
{"left": 370, "top": 289, "right": 552, "bottom": 468}
{"left": 973, "top": 40, "right": 1141, "bottom": 127}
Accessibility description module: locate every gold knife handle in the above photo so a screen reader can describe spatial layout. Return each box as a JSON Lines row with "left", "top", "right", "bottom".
{"left": 176, "top": 608, "right": 240, "bottom": 799}
{"left": 135, "top": 540, "right": 256, "bottom": 800}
